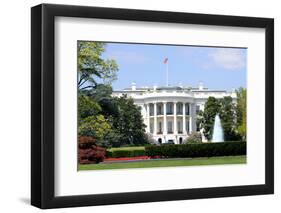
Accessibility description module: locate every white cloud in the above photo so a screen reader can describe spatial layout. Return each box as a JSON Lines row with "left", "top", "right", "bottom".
{"left": 208, "top": 48, "right": 246, "bottom": 70}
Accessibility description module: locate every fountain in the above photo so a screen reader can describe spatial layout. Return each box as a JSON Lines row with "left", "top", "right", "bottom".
{"left": 211, "top": 114, "right": 224, "bottom": 142}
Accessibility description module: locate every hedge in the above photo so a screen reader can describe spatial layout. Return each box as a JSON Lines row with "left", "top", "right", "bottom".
{"left": 145, "top": 142, "right": 246, "bottom": 158}
{"left": 106, "top": 149, "right": 146, "bottom": 158}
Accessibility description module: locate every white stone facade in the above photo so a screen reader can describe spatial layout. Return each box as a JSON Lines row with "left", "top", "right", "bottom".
{"left": 112, "top": 83, "right": 236, "bottom": 144}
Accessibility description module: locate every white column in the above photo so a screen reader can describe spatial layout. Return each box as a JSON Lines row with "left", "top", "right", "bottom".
{"left": 154, "top": 102, "right": 157, "bottom": 135}
{"left": 147, "top": 104, "right": 150, "bottom": 133}
{"left": 193, "top": 104, "right": 197, "bottom": 132}
{"left": 173, "top": 102, "right": 177, "bottom": 134}
{"left": 163, "top": 102, "right": 167, "bottom": 135}
{"left": 183, "top": 103, "right": 186, "bottom": 134}
{"left": 189, "top": 103, "right": 192, "bottom": 133}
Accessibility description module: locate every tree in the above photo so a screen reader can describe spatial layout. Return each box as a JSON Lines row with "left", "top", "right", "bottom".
{"left": 78, "top": 94, "right": 101, "bottom": 122}
{"left": 82, "top": 84, "right": 119, "bottom": 118}
{"left": 78, "top": 41, "right": 118, "bottom": 90}
{"left": 111, "top": 95, "right": 148, "bottom": 147}
{"left": 184, "top": 132, "right": 202, "bottom": 143}
{"left": 79, "top": 115, "right": 112, "bottom": 144}
{"left": 197, "top": 96, "right": 241, "bottom": 142}
{"left": 236, "top": 88, "right": 247, "bottom": 140}
{"left": 197, "top": 97, "right": 221, "bottom": 140}
{"left": 78, "top": 94, "right": 112, "bottom": 147}
{"left": 220, "top": 96, "right": 239, "bottom": 141}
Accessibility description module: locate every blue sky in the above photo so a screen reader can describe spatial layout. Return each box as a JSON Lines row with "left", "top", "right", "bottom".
{"left": 101, "top": 42, "right": 247, "bottom": 90}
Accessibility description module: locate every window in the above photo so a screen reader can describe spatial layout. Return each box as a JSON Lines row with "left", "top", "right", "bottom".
{"left": 149, "top": 104, "right": 154, "bottom": 116}
{"left": 196, "top": 105, "right": 200, "bottom": 114}
{"left": 157, "top": 104, "right": 163, "bottom": 115}
{"left": 177, "top": 103, "right": 183, "bottom": 115}
{"left": 150, "top": 121, "right": 154, "bottom": 133}
{"left": 167, "top": 102, "right": 173, "bottom": 115}
{"left": 186, "top": 120, "right": 189, "bottom": 133}
{"left": 185, "top": 103, "right": 190, "bottom": 115}
{"left": 177, "top": 121, "right": 182, "bottom": 133}
{"left": 168, "top": 121, "right": 173, "bottom": 133}
{"left": 158, "top": 121, "right": 162, "bottom": 134}
{"left": 179, "top": 137, "right": 183, "bottom": 144}
{"left": 196, "top": 123, "right": 200, "bottom": 132}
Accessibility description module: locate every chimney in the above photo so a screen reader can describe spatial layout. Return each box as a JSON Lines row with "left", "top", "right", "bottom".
{"left": 199, "top": 81, "right": 204, "bottom": 90}
{"left": 131, "top": 82, "right": 136, "bottom": 91}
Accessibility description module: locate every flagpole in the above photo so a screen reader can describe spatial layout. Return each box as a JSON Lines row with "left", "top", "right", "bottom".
{"left": 166, "top": 60, "right": 169, "bottom": 87}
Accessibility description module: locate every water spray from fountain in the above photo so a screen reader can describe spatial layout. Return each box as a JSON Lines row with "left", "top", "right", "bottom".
{"left": 211, "top": 114, "right": 224, "bottom": 142}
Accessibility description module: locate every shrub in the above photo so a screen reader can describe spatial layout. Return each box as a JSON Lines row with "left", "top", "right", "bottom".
{"left": 106, "top": 149, "right": 146, "bottom": 158}
{"left": 78, "top": 136, "right": 106, "bottom": 164}
{"left": 146, "top": 133, "right": 158, "bottom": 145}
{"left": 184, "top": 132, "right": 202, "bottom": 143}
{"left": 145, "top": 141, "right": 246, "bottom": 158}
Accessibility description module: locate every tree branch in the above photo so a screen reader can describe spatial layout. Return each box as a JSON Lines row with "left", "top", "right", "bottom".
{"left": 79, "top": 79, "right": 88, "bottom": 88}
{"left": 78, "top": 73, "right": 87, "bottom": 86}
{"left": 79, "top": 85, "right": 95, "bottom": 90}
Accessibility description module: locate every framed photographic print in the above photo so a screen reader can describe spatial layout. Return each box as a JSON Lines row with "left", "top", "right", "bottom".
{"left": 31, "top": 3, "right": 274, "bottom": 209}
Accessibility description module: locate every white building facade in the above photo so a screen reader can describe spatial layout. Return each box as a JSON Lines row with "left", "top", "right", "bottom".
{"left": 112, "top": 83, "right": 236, "bottom": 144}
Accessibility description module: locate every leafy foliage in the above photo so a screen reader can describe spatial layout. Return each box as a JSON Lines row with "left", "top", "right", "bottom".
{"left": 110, "top": 95, "right": 148, "bottom": 147}
{"left": 236, "top": 88, "right": 247, "bottom": 140}
{"left": 78, "top": 94, "right": 101, "bottom": 121}
{"left": 184, "top": 132, "right": 202, "bottom": 143}
{"left": 197, "top": 97, "right": 221, "bottom": 140}
{"left": 220, "top": 96, "right": 240, "bottom": 141}
{"left": 78, "top": 136, "right": 106, "bottom": 164}
{"left": 106, "top": 149, "right": 146, "bottom": 158}
{"left": 78, "top": 41, "right": 118, "bottom": 90}
{"left": 145, "top": 142, "right": 246, "bottom": 158}
{"left": 197, "top": 96, "right": 244, "bottom": 141}
{"left": 79, "top": 115, "right": 112, "bottom": 140}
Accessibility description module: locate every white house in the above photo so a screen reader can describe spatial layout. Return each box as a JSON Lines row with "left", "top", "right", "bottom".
{"left": 112, "top": 82, "right": 236, "bottom": 144}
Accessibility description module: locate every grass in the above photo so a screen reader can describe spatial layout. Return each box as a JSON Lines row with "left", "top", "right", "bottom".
{"left": 107, "top": 146, "right": 145, "bottom": 152}
{"left": 79, "top": 155, "right": 246, "bottom": 171}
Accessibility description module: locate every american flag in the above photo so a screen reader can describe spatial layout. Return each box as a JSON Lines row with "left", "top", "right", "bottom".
{"left": 163, "top": 58, "right": 168, "bottom": 64}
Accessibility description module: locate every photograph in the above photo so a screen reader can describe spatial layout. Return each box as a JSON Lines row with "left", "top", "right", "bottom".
{"left": 77, "top": 41, "right": 247, "bottom": 171}
{"left": 29, "top": 2, "right": 274, "bottom": 209}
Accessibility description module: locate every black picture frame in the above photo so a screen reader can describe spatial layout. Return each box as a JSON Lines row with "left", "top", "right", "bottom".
{"left": 31, "top": 3, "right": 274, "bottom": 209}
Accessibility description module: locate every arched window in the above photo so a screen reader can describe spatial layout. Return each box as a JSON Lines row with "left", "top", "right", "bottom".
{"left": 158, "top": 138, "right": 162, "bottom": 144}
{"left": 179, "top": 137, "right": 183, "bottom": 144}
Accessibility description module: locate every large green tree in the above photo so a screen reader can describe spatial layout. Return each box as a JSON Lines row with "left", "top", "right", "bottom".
{"left": 198, "top": 96, "right": 240, "bottom": 141}
{"left": 236, "top": 88, "right": 247, "bottom": 140}
{"left": 110, "top": 95, "right": 148, "bottom": 147}
{"left": 220, "top": 96, "right": 239, "bottom": 141}
{"left": 78, "top": 94, "right": 112, "bottom": 147}
{"left": 78, "top": 41, "right": 118, "bottom": 90}
{"left": 197, "top": 97, "right": 221, "bottom": 140}
{"left": 77, "top": 42, "right": 148, "bottom": 148}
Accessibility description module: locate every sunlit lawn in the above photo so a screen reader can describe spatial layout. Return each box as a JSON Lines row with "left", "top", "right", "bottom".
{"left": 107, "top": 146, "right": 145, "bottom": 151}
{"left": 79, "top": 155, "right": 246, "bottom": 171}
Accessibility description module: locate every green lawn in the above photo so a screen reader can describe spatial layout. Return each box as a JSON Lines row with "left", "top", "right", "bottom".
{"left": 79, "top": 155, "right": 246, "bottom": 171}
{"left": 107, "top": 146, "right": 145, "bottom": 152}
